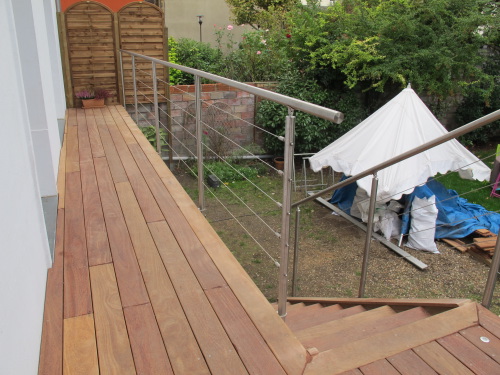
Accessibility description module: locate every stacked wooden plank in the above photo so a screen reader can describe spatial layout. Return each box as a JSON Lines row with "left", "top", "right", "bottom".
{"left": 442, "top": 229, "right": 498, "bottom": 265}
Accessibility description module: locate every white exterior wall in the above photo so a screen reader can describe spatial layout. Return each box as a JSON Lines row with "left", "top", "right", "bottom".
{"left": 0, "top": 0, "right": 63, "bottom": 373}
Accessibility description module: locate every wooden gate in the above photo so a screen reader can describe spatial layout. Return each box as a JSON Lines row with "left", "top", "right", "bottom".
{"left": 60, "top": 1, "right": 166, "bottom": 108}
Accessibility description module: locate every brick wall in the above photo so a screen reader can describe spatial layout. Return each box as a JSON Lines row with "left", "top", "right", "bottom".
{"left": 127, "top": 82, "right": 274, "bottom": 158}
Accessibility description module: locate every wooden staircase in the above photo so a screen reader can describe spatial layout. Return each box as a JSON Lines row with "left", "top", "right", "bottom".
{"left": 272, "top": 297, "right": 489, "bottom": 374}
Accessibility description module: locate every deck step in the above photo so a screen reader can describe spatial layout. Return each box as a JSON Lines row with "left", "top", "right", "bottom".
{"left": 286, "top": 303, "right": 323, "bottom": 319}
{"left": 296, "top": 305, "right": 396, "bottom": 348}
{"left": 287, "top": 304, "right": 365, "bottom": 332}
{"left": 305, "top": 306, "right": 432, "bottom": 352}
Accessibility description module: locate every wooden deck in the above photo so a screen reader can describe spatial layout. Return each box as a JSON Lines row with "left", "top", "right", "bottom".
{"left": 37, "top": 105, "right": 306, "bottom": 375}
{"left": 38, "top": 105, "right": 500, "bottom": 375}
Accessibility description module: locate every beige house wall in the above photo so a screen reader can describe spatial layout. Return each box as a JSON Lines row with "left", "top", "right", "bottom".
{"left": 164, "top": 0, "right": 250, "bottom": 46}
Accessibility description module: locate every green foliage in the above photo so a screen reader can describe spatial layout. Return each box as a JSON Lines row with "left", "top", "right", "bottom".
{"left": 167, "top": 37, "right": 183, "bottom": 85}
{"left": 456, "top": 48, "right": 500, "bottom": 147}
{"left": 169, "top": 26, "right": 293, "bottom": 83}
{"left": 225, "top": 0, "right": 299, "bottom": 29}
{"left": 199, "top": 161, "right": 260, "bottom": 183}
{"left": 140, "top": 126, "right": 167, "bottom": 150}
{"left": 288, "top": 0, "right": 498, "bottom": 102}
{"left": 167, "top": 38, "right": 222, "bottom": 85}
{"left": 256, "top": 71, "right": 366, "bottom": 155}
{"left": 221, "top": 29, "right": 292, "bottom": 82}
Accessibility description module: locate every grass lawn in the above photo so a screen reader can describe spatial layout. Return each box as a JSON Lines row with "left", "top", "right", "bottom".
{"left": 436, "top": 146, "right": 500, "bottom": 212}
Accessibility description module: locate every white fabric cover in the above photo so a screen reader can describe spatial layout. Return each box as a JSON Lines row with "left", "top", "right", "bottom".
{"left": 309, "top": 88, "right": 491, "bottom": 201}
{"left": 406, "top": 196, "right": 439, "bottom": 253}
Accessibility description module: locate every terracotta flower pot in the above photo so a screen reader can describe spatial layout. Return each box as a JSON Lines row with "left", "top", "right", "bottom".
{"left": 274, "top": 156, "right": 285, "bottom": 170}
{"left": 82, "top": 98, "right": 105, "bottom": 109}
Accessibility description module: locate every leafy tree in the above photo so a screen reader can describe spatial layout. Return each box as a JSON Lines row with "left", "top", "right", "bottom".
{"left": 287, "top": 0, "right": 498, "bottom": 103}
{"left": 225, "top": 0, "right": 299, "bottom": 29}
{"left": 256, "top": 71, "right": 367, "bottom": 154}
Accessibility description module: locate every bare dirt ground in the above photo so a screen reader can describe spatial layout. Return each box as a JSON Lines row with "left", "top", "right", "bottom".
{"left": 173, "top": 165, "right": 500, "bottom": 314}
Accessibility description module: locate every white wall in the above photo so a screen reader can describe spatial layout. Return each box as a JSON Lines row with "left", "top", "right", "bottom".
{"left": 12, "top": 0, "right": 63, "bottom": 198}
{"left": 0, "top": 0, "right": 62, "bottom": 373}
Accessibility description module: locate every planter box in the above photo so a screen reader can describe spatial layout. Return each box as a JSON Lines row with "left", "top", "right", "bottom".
{"left": 82, "top": 98, "right": 105, "bottom": 108}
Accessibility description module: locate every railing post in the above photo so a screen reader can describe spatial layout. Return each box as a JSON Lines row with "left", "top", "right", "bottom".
{"left": 119, "top": 51, "right": 126, "bottom": 105}
{"left": 152, "top": 62, "right": 161, "bottom": 155}
{"left": 291, "top": 206, "right": 301, "bottom": 297}
{"left": 482, "top": 236, "right": 500, "bottom": 308}
{"left": 278, "top": 108, "right": 295, "bottom": 319}
{"left": 358, "top": 173, "right": 379, "bottom": 298}
{"left": 131, "top": 55, "right": 139, "bottom": 124}
{"left": 195, "top": 76, "right": 205, "bottom": 210}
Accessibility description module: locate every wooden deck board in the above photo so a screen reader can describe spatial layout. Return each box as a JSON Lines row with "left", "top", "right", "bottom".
{"left": 438, "top": 332, "right": 500, "bottom": 375}
{"left": 148, "top": 220, "right": 249, "bottom": 375}
{"left": 123, "top": 303, "right": 174, "bottom": 375}
{"left": 105, "top": 117, "right": 164, "bottom": 223}
{"left": 80, "top": 160, "right": 112, "bottom": 266}
{"left": 63, "top": 171, "right": 92, "bottom": 318}
{"left": 93, "top": 156, "right": 149, "bottom": 308}
{"left": 89, "top": 264, "right": 136, "bottom": 375}
{"left": 359, "top": 359, "right": 400, "bottom": 375}
{"left": 387, "top": 350, "right": 437, "bottom": 374}
{"left": 413, "top": 341, "right": 474, "bottom": 375}
{"left": 117, "top": 183, "right": 210, "bottom": 375}
{"left": 63, "top": 314, "right": 99, "bottom": 375}
{"left": 460, "top": 325, "right": 500, "bottom": 365}
{"left": 38, "top": 209, "right": 64, "bottom": 375}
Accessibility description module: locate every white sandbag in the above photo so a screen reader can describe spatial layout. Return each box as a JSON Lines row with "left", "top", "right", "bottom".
{"left": 350, "top": 188, "right": 368, "bottom": 219}
{"left": 379, "top": 210, "right": 402, "bottom": 240}
{"left": 406, "top": 195, "right": 440, "bottom": 253}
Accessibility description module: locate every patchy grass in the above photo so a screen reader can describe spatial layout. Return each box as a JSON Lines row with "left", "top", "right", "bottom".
{"left": 437, "top": 146, "right": 500, "bottom": 211}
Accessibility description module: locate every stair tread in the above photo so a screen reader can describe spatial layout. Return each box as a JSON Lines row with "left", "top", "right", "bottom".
{"left": 286, "top": 304, "right": 348, "bottom": 332}
{"left": 296, "top": 305, "right": 396, "bottom": 344}
{"left": 286, "top": 303, "right": 324, "bottom": 319}
{"left": 303, "top": 306, "right": 432, "bottom": 352}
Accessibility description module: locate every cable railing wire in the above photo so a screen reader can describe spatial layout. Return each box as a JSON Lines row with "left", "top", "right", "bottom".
{"left": 165, "top": 141, "right": 281, "bottom": 266}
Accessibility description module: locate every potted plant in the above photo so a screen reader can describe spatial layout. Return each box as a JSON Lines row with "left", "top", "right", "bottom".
{"left": 75, "top": 88, "right": 112, "bottom": 108}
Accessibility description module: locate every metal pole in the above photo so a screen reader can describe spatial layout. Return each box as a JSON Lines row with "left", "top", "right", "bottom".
{"left": 119, "top": 51, "right": 126, "bottom": 106}
{"left": 482, "top": 236, "right": 500, "bottom": 308}
{"left": 195, "top": 76, "right": 205, "bottom": 210}
{"left": 358, "top": 173, "right": 379, "bottom": 298}
{"left": 292, "top": 206, "right": 301, "bottom": 297}
{"left": 278, "top": 108, "right": 295, "bottom": 319}
{"left": 152, "top": 62, "right": 161, "bottom": 155}
{"left": 131, "top": 56, "right": 139, "bottom": 124}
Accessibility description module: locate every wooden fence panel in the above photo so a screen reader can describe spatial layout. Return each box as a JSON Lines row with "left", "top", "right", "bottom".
{"left": 62, "top": 1, "right": 166, "bottom": 108}
{"left": 118, "top": 2, "right": 167, "bottom": 104}
{"left": 65, "top": 2, "right": 119, "bottom": 106}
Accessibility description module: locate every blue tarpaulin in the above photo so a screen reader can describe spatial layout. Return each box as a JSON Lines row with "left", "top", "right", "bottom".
{"left": 330, "top": 176, "right": 500, "bottom": 239}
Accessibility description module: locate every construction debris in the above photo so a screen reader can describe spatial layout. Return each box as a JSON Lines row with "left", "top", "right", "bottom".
{"left": 442, "top": 230, "right": 497, "bottom": 265}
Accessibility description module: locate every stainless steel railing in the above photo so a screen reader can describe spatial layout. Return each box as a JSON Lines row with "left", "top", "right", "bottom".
{"left": 119, "top": 49, "right": 344, "bottom": 319}
{"left": 119, "top": 49, "right": 500, "bottom": 313}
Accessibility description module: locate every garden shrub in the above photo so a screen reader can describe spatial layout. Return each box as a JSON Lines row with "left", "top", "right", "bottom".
{"left": 256, "top": 71, "right": 366, "bottom": 155}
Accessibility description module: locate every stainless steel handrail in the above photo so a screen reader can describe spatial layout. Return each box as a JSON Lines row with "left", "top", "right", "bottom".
{"left": 120, "top": 50, "right": 344, "bottom": 124}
